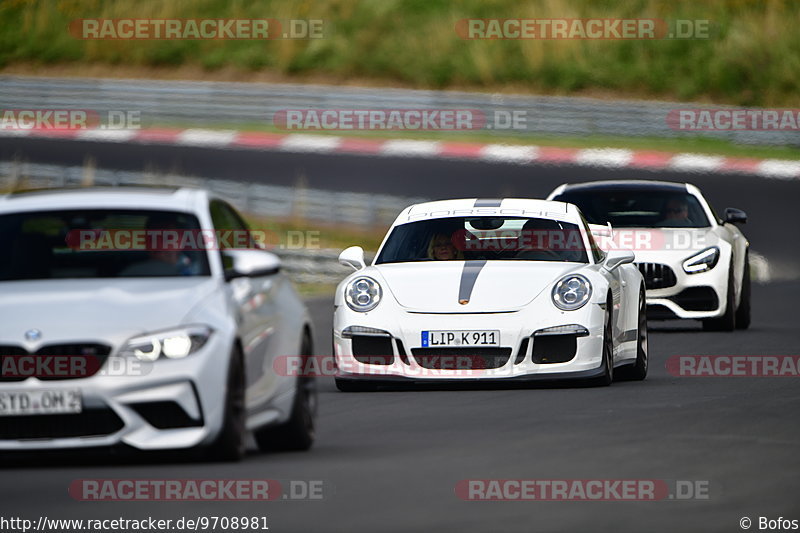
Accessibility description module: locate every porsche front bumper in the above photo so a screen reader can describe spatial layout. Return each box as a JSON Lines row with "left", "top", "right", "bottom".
{"left": 333, "top": 303, "right": 609, "bottom": 382}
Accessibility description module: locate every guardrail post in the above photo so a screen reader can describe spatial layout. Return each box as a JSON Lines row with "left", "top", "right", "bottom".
{"left": 82, "top": 156, "right": 95, "bottom": 187}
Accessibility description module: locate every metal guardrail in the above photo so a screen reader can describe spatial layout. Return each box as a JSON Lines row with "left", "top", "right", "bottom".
{"left": 0, "top": 161, "right": 424, "bottom": 227}
{"left": 0, "top": 161, "right": 395, "bottom": 284}
{"left": 1, "top": 76, "right": 795, "bottom": 147}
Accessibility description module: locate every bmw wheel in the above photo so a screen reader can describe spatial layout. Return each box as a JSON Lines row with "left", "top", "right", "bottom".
{"left": 205, "top": 345, "right": 247, "bottom": 462}
{"left": 254, "top": 332, "right": 317, "bottom": 451}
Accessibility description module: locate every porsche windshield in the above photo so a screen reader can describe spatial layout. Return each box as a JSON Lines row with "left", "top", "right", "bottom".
{"left": 0, "top": 209, "right": 212, "bottom": 281}
{"left": 552, "top": 190, "right": 710, "bottom": 228}
{"left": 375, "top": 216, "right": 589, "bottom": 264}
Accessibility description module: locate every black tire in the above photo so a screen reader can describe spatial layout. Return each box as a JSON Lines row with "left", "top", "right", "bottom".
{"left": 335, "top": 378, "right": 378, "bottom": 392}
{"left": 254, "top": 332, "right": 317, "bottom": 452}
{"left": 591, "top": 299, "right": 614, "bottom": 387}
{"left": 205, "top": 345, "right": 247, "bottom": 462}
{"left": 702, "top": 266, "right": 736, "bottom": 332}
{"left": 735, "top": 253, "right": 751, "bottom": 330}
{"left": 618, "top": 288, "right": 648, "bottom": 381}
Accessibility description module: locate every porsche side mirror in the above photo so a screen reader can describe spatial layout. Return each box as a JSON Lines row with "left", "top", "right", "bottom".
{"left": 724, "top": 207, "right": 747, "bottom": 224}
{"left": 603, "top": 249, "right": 635, "bottom": 271}
{"left": 339, "top": 246, "right": 366, "bottom": 271}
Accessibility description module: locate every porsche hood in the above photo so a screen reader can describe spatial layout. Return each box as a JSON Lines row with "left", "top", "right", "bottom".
{"left": 375, "top": 261, "right": 582, "bottom": 313}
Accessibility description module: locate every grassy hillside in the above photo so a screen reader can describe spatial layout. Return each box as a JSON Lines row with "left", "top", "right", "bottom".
{"left": 1, "top": 0, "right": 798, "bottom": 106}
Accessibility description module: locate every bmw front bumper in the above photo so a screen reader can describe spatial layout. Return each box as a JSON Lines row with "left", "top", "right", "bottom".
{"left": 0, "top": 331, "right": 232, "bottom": 451}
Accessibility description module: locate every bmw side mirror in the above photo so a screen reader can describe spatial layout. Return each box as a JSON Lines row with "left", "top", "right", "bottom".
{"left": 724, "top": 207, "right": 747, "bottom": 224}
{"left": 223, "top": 249, "right": 281, "bottom": 281}
{"left": 603, "top": 249, "right": 635, "bottom": 271}
{"left": 339, "top": 246, "right": 366, "bottom": 271}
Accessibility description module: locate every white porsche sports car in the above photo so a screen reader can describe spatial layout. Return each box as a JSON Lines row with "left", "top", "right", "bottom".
{"left": 333, "top": 198, "right": 648, "bottom": 390}
{"left": 0, "top": 187, "right": 316, "bottom": 460}
{"left": 548, "top": 181, "right": 750, "bottom": 331}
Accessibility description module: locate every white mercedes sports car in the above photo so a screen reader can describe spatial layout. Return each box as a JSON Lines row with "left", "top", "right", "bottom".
{"left": 333, "top": 198, "right": 648, "bottom": 390}
{"left": 548, "top": 181, "right": 750, "bottom": 331}
{"left": 0, "top": 187, "right": 315, "bottom": 460}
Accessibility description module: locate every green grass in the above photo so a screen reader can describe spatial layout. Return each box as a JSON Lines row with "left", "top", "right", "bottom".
{"left": 2, "top": 0, "right": 799, "bottom": 107}
{"left": 244, "top": 214, "right": 386, "bottom": 251}
{"left": 295, "top": 283, "right": 338, "bottom": 298}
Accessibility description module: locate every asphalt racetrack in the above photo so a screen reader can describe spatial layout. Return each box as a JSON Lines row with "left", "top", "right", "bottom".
{"left": 2, "top": 137, "right": 799, "bottom": 532}
{"left": 2, "top": 136, "right": 799, "bottom": 278}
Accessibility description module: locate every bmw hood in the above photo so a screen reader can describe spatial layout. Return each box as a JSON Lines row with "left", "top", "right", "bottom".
{"left": 0, "top": 278, "right": 220, "bottom": 349}
{"left": 375, "top": 261, "right": 581, "bottom": 313}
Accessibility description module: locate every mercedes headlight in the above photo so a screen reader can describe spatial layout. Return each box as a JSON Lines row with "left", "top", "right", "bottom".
{"left": 552, "top": 274, "right": 592, "bottom": 311}
{"left": 345, "top": 276, "right": 382, "bottom": 312}
{"left": 683, "top": 246, "right": 719, "bottom": 274}
{"left": 121, "top": 326, "right": 213, "bottom": 361}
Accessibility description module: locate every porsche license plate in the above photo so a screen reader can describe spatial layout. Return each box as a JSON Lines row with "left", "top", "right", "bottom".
{"left": 0, "top": 389, "right": 82, "bottom": 416}
{"left": 421, "top": 330, "right": 500, "bottom": 347}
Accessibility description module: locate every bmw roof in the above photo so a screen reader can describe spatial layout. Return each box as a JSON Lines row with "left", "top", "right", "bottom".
{"left": 0, "top": 186, "right": 213, "bottom": 214}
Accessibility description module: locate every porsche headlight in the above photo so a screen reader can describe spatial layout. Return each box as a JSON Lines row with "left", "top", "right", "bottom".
{"left": 552, "top": 274, "right": 592, "bottom": 311}
{"left": 121, "top": 326, "right": 213, "bottom": 361}
{"left": 345, "top": 276, "right": 382, "bottom": 312}
{"left": 683, "top": 246, "right": 720, "bottom": 274}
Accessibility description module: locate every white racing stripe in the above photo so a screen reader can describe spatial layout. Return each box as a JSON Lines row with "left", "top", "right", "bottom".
{"left": 668, "top": 153, "right": 725, "bottom": 172}
{"left": 280, "top": 134, "right": 342, "bottom": 153}
{"left": 380, "top": 139, "right": 441, "bottom": 157}
{"left": 575, "top": 148, "right": 634, "bottom": 168}
{"left": 177, "top": 129, "right": 238, "bottom": 147}
{"left": 76, "top": 129, "right": 139, "bottom": 142}
{"left": 755, "top": 160, "right": 800, "bottom": 179}
{"left": 479, "top": 144, "right": 539, "bottom": 163}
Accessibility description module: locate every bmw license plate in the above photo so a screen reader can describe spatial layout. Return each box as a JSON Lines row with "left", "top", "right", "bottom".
{"left": 0, "top": 389, "right": 82, "bottom": 416}
{"left": 421, "top": 330, "right": 500, "bottom": 347}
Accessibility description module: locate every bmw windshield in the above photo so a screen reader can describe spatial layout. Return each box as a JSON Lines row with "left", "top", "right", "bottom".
{"left": 0, "top": 209, "right": 211, "bottom": 281}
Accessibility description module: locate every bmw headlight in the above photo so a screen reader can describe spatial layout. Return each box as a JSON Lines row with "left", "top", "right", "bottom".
{"left": 345, "top": 276, "right": 382, "bottom": 312}
{"left": 683, "top": 246, "right": 720, "bottom": 274}
{"left": 552, "top": 274, "right": 592, "bottom": 311}
{"left": 121, "top": 326, "right": 213, "bottom": 361}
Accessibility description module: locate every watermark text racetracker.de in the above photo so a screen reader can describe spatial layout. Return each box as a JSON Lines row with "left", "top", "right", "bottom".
{"left": 66, "top": 229, "right": 321, "bottom": 251}
{"left": 446, "top": 228, "right": 710, "bottom": 253}
{"left": 456, "top": 18, "right": 712, "bottom": 40}
{"left": 667, "top": 109, "right": 800, "bottom": 131}
{"left": 69, "top": 18, "right": 324, "bottom": 39}
{"left": 667, "top": 355, "right": 800, "bottom": 377}
{"left": 0, "top": 109, "right": 141, "bottom": 131}
{"left": 1, "top": 355, "right": 150, "bottom": 380}
{"left": 68, "top": 479, "right": 326, "bottom": 501}
{"left": 273, "top": 108, "right": 527, "bottom": 131}
{"left": 455, "top": 479, "right": 711, "bottom": 501}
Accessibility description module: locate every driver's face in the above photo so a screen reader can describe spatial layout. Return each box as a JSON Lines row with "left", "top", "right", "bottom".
{"left": 432, "top": 235, "right": 456, "bottom": 260}
{"left": 151, "top": 249, "right": 180, "bottom": 264}
{"left": 664, "top": 200, "right": 689, "bottom": 220}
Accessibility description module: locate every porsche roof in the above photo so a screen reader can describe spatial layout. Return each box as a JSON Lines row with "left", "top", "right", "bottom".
{"left": 395, "top": 198, "right": 579, "bottom": 225}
